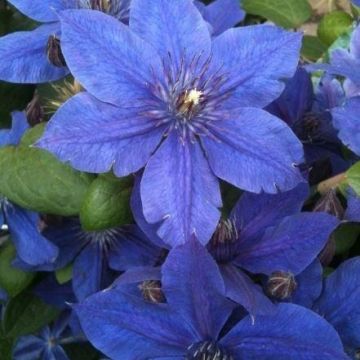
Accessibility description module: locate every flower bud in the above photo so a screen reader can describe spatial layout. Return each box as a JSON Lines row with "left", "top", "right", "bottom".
{"left": 46, "top": 35, "right": 66, "bottom": 68}
{"left": 318, "top": 235, "right": 336, "bottom": 266}
{"left": 25, "top": 94, "right": 43, "bottom": 127}
{"left": 266, "top": 271, "right": 297, "bottom": 300}
{"left": 139, "top": 280, "right": 165, "bottom": 303}
{"left": 313, "top": 189, "right": 344, "bottom": 219}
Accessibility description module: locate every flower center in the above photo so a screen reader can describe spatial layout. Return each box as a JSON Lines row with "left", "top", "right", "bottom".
{"left": 176, "top": 89, "right": 204, "bottom": 120}
{"left": 294, "top": 112, "right": 322, "bottom": 143}
{"left": 186, "top": 341, "right": 233, "bottom": 360}
{"left": 78, "top": 0, "right": 130, "bottom": 22}
{"left": 207, "top": 219, "right": 239, "bottom": 264}
{"left": 266, "top": 271, "right": 297, "bottom": 300}
{"left": 139, "top": 280, "right": 165, "bottom": 303}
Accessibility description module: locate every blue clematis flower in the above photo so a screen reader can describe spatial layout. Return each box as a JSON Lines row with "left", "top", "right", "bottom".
{"left": 0, "top": 0, "right": 243, "bottom": 84}
{"left": 353, "top": 0, "right": 360, "bottom": 6}
{"left": 13, "top": 311, "right": 81, "bottom": 360}
{"left": 38, "top": 0, "right": 305, "bottom": 247}
{"left": 75, "top": 239, "right": 349, "bottom": 360}
{"left": 267, "top": 67, "right": 348, "bottom": 175}
{"left": 125, "top": 179, "right": 339, "bottom": 316}
{"left": 0, "top": 112, "right": 59, "bottom": 267}
{"left": 332, "top": 97, "right": 360, "bottom": 156}
{"left": 14, "top": 218, "right": 163, "bottom": 301}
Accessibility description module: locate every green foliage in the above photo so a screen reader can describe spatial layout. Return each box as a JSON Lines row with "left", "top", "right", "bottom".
{"left": 80, "top": 174, "right": 133, "bottom": 231}
{"left": 2, "top": 292, "right": 59, "bottom": 338}
{"left": 55, "top": 263, "right": 73, "bottom": 284}
{"left": 0, "top": 125, "right": 94, "bottom": 216}
{"left": 347, "top": 162, "right": 360, "bottom": 196}
{"left": 334, "top": 223, "right": 360, "bottom": 255}
{"left": 318, "top": 11, "right": 353, "bottom": 47}
{"left": 242, "top": 0, "right": 311, "bottom": 28}
{"left": 0, "top": 242, "right": 35, "bottom": 297}
{"left": 301, "top": 36, "right": 327, "bottom": 62}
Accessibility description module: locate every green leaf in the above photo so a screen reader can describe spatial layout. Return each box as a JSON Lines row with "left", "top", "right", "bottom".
{"left": 347, "top": 162, "right": 360, "bottom": 196}
{"left": 3, "top": 292, "right": 59, "bottom": 338}
{"left": 0, "top": 144, "right": 94, "bottom": 216}
{"left": 20, "top": 123, "right": 47, "bottom": 147}
{"left": 55, "top": 263, "right": 73, "bottom": 284}
{"left": 0, "top": 242, "right": 35, "bottom": 297}
{"left": 0, "top": 82, "right": 35, "bottom": 127}
{"left": 301, "top": 36, "right": 327, "bottom": 62}
{"left": 242, "top": 0, "right": 311, "bottom": 28}
{"left": 334, "top": 223, "right": 360, "bottom": 254}
{"left": 0, "top": 338, "right": 14, "bottom": 360}
{"left": 318, "top": 11, "right": 353, "bottom": 47}
{"left": 80, "top": 174, "right": 133, "bottom": 231}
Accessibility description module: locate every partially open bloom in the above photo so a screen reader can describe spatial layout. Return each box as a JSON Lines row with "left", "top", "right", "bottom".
{"left": 38, "top": 0, "right": 305, "bottom": 246}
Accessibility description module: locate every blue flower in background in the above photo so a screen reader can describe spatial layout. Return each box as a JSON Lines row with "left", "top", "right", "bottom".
{"left": 124, "top": 180, "right": 339, "bottom": 317}
{"left": 13, "top": 311, "right": 81, "bottom": 360}
{"left": 14, "top": 218, "right": 163, "bottom": 301}
{"left": 0, "top": 112, "right": 59, "bottom": 267}
{"left": 75, "top": 239, "right": 349, "bottom": 360}
{"left": 38, "top": 0, "right": 304, "bottom": 247}
{"left": 0, "top": 0, "right": 243, "bottom": 84}
{"left": 267, "top": 67, "right": 348, "bottom": 175}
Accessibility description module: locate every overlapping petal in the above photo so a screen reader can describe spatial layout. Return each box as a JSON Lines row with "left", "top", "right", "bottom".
{"left": 210, "top": 25, "right": 302, "bottom": 108}
{"left": 201, "top": 108, "right": 305, "bottom": 193}
{"left": 37, "top": 92, "right": 165, "bottom": 176}
{"left": 0, "top": 111, "right": 29, "bottom": 147}
{"left": 0, "top": 23, "right": 68, "bottom": 83}
{"left": 235, "top": 212, "right": 339, "bottom": 275}
{"left": 141, "top": 131, "right": 221, "bottom": 246}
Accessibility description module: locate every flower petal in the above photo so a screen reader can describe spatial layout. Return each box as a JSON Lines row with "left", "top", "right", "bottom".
{"left": 220, "top": 264, "right": 275, "bottom": 316}
{"left": 141, "top": 131, "right": 221, "bottom": 246}
{"left": 222, "top": 303, "right": 347, "bottom": 359}
{"left": 201, "top": 107, "right": 305, "bottom": 193}
{"left": 0, "top": 111, "right": 29, "bottom": 147}
{"left": 3, "top": 202, "right": 59, "bottom": 266}
{"left": 162, "top": 239, "right": 235, "bottom": 340}
{"left": 314, "top": 257, "right": 360, "bottom": 352}
{"left": 345, "top": 189, "right": 360, "bottom": 222}
{"left": 332, "top": 97, "right": 360, "bottom": 156}
{"left": 130, "top": 0, "right": 211, "bottom": 68}
{"left": 75, "top": 290, "right": 195, "bottom": 359}
{"left": 37, "top": 92, "right": 165, "bottom": 176}
{"left": 211, "top": 25, "right": 302, "bottom": 108}
{"left": 235, "top": 212, "right": 339, "bottom": 275}
{"left": 8, "top": 0, "right": 74, "bottom": 22}
{"left": 230, "top": 183, "right": 309, "bottom": 243}
{"left": 199, "top": 0, "right": 245, "bottom": 36}
{"left": 108, "top": 225, "right": 164, "bottom": 271}
{"left": 59, "top": 9, "right": 162, "bottom": 106}
{"left": 0, "top": 23, "right": 68, "bottom": 83}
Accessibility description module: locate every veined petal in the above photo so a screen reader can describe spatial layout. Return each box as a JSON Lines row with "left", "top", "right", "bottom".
{"left": 75, "top": 289, "right": 196, "bottom": 359}
{"left": 8, "top": 0, "right": 74, "bottom": 22}
{"left": 141, "top": 131, "right": 221, "bottom": 247}
{"left": 222, "top": 304, "right": 348, "bottom": 360}
{"left": 200, "top": 0, "right": 245, "bottom": 36}
{"left": 37, "top": 92, "right": 165, "bottom": 176}
{"left": 3, "top": 202, "right": 59, "bottom": 266}
{"left": 201, "top": 108, "right": 305, "bottom": 194}
{"left": 130, "top": 0, "right": 211, "bottom": 69}
{"left": 0, "top": 23, "right": 68, "bottom": 83}
{"left": 59, "top": 9, "right": 162, "bottom": 106}
{"left": 332, "top": 97, "right": 360, "bottom": 156}
{"left": 314, "top": 257, "right": 360, "bottom": 352}
{"left": 162, "top": 239, "right": 235, "bottom": 340}
{"left": 235, "top": 212, "right": 339, "bottom": 275}
{"left": 230, "top": 183, "right": 309, "bottom": 243}
{"left": 211, "top": 25, "right": 302, "bottom": 108}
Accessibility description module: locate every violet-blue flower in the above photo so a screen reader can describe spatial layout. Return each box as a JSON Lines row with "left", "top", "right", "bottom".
{"left": 267, "top": 67, "right": 347, "bottom": 174}
{"left": 126, "top": 179, "right": 339, "bottom": 316}
{"left": 75, "top": 239, "right": 349, "bottom": 360}
{"left": 38, "top": 0, "right": 305, "bottom": 246}
{"left": 0, "top": 0, "right": 243, "bottom": 84}
{"left": 0, "top": 112, "right": 59, "bottom": 266}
